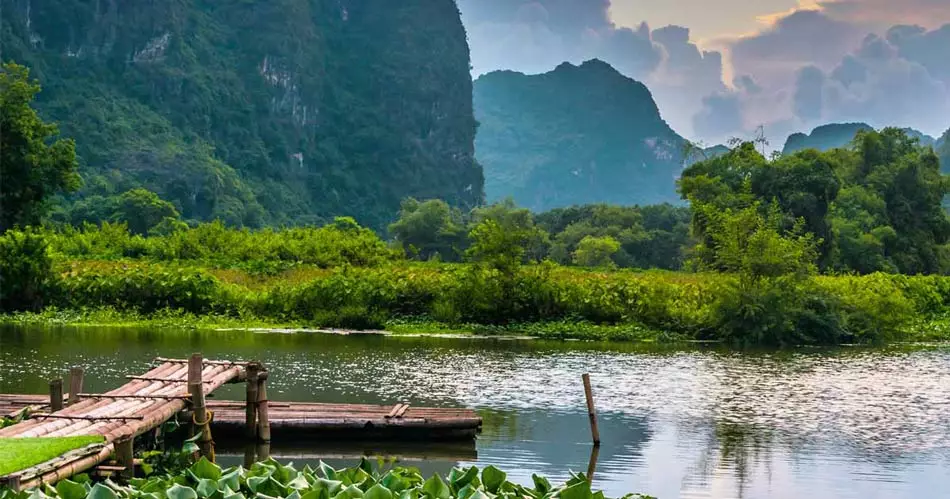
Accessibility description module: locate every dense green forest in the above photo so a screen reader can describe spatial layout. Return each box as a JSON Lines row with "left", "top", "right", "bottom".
{"left": 5, "top": 46, "right": 950, "bottom": 346}
{"left": 0, "top": 0, "right": 482, "bottom": 230}
{"left": 473, "top": 60, "right": 686, "bottom": 211}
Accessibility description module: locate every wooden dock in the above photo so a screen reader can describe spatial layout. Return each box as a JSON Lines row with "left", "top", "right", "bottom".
{"left": 0, "top": 357, "right": 248, "bottom": 490}
{"left": 0, "top": 355, "right": 482, "bottom": 491}
{"left": 2, "top": 397, "right": 482, "bottom": 441}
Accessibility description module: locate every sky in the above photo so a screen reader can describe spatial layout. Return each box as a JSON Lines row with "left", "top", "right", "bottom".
{"left": 456, "top": 0, "right": 950, "bottom": 146}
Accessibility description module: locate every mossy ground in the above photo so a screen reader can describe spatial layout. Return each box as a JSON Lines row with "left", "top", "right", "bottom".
{"left": 0, "top": 436, "right": 105, "bottom": 476}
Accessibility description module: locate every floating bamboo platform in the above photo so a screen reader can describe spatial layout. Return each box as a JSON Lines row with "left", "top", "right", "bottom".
{"left": 0, "top": 357, "right": 249, "bottom": 490}
{"left": 0, "top": 356, "right": 482, "bottom": 491}
{"left": 2, "top": 396, "right": 482, "bottom": 441}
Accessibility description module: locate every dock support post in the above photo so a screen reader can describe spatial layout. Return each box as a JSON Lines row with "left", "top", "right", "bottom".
{"left": 68, "top": 367, "right": 84, "bottom": 406}
{"left": 582, "top": 373, "right": 601, "bottom": 446}
{"left": 257, "top": 370, "right": 271, "bottom": 442}
{"left": 50, "top": 379, "right": 64, "bottom": 412}
{"left": 116, "top": 437, "right": 134, "bottom": 479}
{"left": 245, "top": 363, "right": 260, "bottom": 440}
{"left": 188, "top": 354, "right": 215, "bottom": 461}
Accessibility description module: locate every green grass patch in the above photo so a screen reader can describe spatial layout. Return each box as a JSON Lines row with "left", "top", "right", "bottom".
{"left": 0, "top": 436, "right": 105, "bottom": 476}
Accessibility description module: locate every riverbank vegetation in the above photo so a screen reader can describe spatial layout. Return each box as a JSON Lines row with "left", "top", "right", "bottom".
{"left": 5, "top": 62, "right": 950, "bottom": 347}
{"left": 0, "top": 457, "right": 653, "bottom": 499}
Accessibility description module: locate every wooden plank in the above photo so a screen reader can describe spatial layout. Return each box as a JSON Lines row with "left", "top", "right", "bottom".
{"left": 30, "top": 414, "right": 145, "bottom": 421}
{"left": 125, "top": 376, "right": 213, "bottom": 383}
{"left": 77, "top": 393, "right": 191, "bottom": 400}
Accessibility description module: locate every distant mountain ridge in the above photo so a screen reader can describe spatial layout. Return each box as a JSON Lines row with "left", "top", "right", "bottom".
{"left": 473, "top": 60, "right": 686, "bottom": 212}
{"left": 783, "top": 123, "right": 938, "bottom": 155}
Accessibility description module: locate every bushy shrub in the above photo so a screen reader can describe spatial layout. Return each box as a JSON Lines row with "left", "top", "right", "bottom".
{"left": 57, "top": 263, "right": 222, "bottom": 314}
{"left": 0, "top": 230, "right": 56, "bottom": 311}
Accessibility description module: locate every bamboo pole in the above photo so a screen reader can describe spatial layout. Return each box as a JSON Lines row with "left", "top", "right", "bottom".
{"left": 245, "top": 363, "right": 260, "bottom": 440}
{"left": 50, "top": 379, "right": 64, "bottom": 412}
{"left": 68, "top": 367, "right": 84, "bottom": 406}
{"left": 188, "top": 354, "right": 203, "bottom": 385}
{"left": 257, "top": 370, "right": 271, "bottom": 442}
{"left": 582, "top": 373, "right": 601, "bottom": 445}
{"left": 586, "top": 444, "right": 600, "bottom": 483}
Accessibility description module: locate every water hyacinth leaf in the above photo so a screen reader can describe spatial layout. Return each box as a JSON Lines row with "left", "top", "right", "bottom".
{"left": 288, "top": 475, "right": 312, "bottom": 490}
{"left": 557, "top": 480, "right": 592, "bottom": 499}
{"left": 422, "top": 474, "right": 451, "bottom": 499}
{"left": 359, "top": 458, "right": 375, "bottom": 476}
{"left": 222, "top": 494, "right": 245, "bottom": 499}
{"left": 481, "top": 466, "right": 506, "bottom": 494}
{"left": 286, "top": 491, "right": 301, "bottom": 499}
{"left": 166, "top": 484, "right": 198, "bottom": 499}
{"left": 301, "top": 489, "right": 330, "bottom": 499}
{"left": 362, "top": 484, "right": 393, "bottom": 499}
{"left": 333, "top": 484, "right": 365, "bottom": 499}
{"left": 398, "top": 489, "right": 420, "bottom": 499}
{"left": 592, "top": 491, "right": 605, "bottom": 499}
{"left": 195, "top": 479, "right": 219, "bottom": 499}
{"left": 55, "top": 480, "right": 86, "bottom": 499}
{"left": 87, "top": 484, "right": 119, "bottom": 499}
{"left": 467, "top": 490, "right": 492, "bottom": 499}
{"left": 315, "top": 478, "right": 344, "bottom": 495}
{"left": 191, "top": 458, "right": 223, "bottom": 481}
{"left": 381, "top": 473, "right": 410, "bottom": 493}
{"left": 532, "top": 475, "right": 552, "bottom": 495}
{"left": 318, "top": 462, "right": 338, "bottom": 481}
{"left": 455, "top": 484, "right": 476, "bottom": 499}
{"left": 448, "top": 467, "right": 478, "bottom": 491}
{"left": 218, "top": 469, "right": 242, "bottom": 492}
{"left": 26, "top": 489, "right": 47, "bottom": 499}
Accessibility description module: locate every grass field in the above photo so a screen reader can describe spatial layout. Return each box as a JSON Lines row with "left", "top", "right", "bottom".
{"left": 0, "top": 436, "right": 105, "bottom": 476}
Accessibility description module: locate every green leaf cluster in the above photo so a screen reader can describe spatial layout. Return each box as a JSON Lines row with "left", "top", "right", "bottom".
{"left": 1, "top": 458, "right": 652, "bottom": 499}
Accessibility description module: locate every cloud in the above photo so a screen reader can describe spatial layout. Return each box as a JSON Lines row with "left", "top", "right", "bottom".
{"left": 459, "top": 0, "right": 726, "bottom": 138}
{"left": 693, "top": 92, "right": 744, "bottom": 143}
{"left": 817, "top": 0, "right": 950, "bottom": 29}
{"left": 730, "top": 9, "right": 866, "bottom": 86}
{"left": 458, "top": 0, "right": 662, "bottom": 78}
{"left": 793, "top": 66, "right": 825, "bottom": 121}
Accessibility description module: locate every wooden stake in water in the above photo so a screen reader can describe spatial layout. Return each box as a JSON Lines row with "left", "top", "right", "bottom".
{"left": 68, "top": 367, "right": 84, "bottom": 406}
{"left": 49, "top": 379, "right": 64, "bottom": 412}
{"left": 116, "top": 437, "right": 135, "bottom": 479}
{"left": 257, "top": 370, "right": 271, "bottom": 442}
{"left": 189, "top": 354, "right": 215, "bottom": 461}
{"left": 245, "top": 363, "right": 260, "bottom": 440}
{"left": 582, "top": 373, "right": 601, "bottom": 445}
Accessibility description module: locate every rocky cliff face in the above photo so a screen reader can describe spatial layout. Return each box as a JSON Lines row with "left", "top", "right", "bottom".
{"left": 1, "top": 0, "right": 483, "bottom": 228}
{"left": 474, "top": 60, "right": 686, "bottom": 211}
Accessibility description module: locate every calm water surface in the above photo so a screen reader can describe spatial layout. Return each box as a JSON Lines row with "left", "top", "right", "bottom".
{"left": 2, "top": 325, "right": 950, "bottom": 499}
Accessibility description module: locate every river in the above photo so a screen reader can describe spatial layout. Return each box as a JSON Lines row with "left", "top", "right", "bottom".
{"left": 2, "top": 325, "right": 949, "bottom": 499}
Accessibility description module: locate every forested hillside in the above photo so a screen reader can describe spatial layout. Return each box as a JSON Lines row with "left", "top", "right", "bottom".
{"left": 473, "top": 60, "right": 686, "bottom": 211}
{"left": 783, "top": 123, "right": 938, "bottom": 155}
{"left": 0, "top": 0, "right": 482, "bottom": 229}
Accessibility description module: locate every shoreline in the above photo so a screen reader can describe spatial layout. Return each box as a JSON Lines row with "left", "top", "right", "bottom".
{"left": 4, "top": 308, "right": 950, "bottom": 346}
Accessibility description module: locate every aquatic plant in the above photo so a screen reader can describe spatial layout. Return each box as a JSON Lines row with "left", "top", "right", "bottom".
{"left": 0, "top": 458, "right": 654, "bottom": 499}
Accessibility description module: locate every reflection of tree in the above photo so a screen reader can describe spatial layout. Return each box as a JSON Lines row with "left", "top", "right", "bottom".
{"left": 716, "top": 421, "right": 774, "bottom": 497}
{"left": 477, "top": 409, "right": 520, "bottom": 440}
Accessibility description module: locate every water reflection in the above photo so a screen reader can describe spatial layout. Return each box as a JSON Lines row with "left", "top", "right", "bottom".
{"left": 2, "top": 325, "right": 950, "bottom": 498}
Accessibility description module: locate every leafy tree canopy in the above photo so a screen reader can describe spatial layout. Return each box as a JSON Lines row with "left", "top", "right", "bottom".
{"left": 0, "top": 63, "right": 79, "bottom": 231}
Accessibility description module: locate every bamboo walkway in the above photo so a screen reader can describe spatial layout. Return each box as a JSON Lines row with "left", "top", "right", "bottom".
{"left": 0, "top": 358, "right": 248, "bottom": 490}
{"left": 3, "top": 397, "right": 482, "bottom": 441}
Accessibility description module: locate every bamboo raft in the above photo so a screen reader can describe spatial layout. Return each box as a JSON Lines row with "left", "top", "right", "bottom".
{"left": 2, "top": 396, "right": 482, "bottom": 441}
{"left": 0, "top": 357, "right": 248, "bottom": 490}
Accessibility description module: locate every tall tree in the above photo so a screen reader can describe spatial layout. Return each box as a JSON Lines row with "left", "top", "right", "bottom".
{"left": 0, "top": 63, "right": 79, "bottom": 231}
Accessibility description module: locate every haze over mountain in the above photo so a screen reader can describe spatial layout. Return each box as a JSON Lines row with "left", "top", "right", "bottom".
{"left": 457, "top": 0, "right": 950, "bottom": 147}
{"left": 782, "top": 123, "right": 938, "bottom": 155}
{"left": 474, "top": 60, "right": 685, "bottom": 211}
